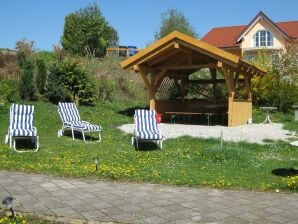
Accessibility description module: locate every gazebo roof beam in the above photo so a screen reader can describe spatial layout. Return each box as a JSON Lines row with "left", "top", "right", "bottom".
{"left": 184, "top": 79, "right": 245, "bottom": 84}
{"left": 148, "top": 49, "right": 179, "bottom": 66}
{"left": 130, "top": 42, "right": 178, "bottom": 71}
{"left": 175, "top": 40, "right": 239, "bottom": 68}
{"left": 152, "top": 63, "right": 217, "bottom": 70}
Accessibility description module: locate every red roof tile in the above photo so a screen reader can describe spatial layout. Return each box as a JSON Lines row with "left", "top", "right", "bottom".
{"left": 202, "top": 21, "right": 298, "bottom": 48}
{"left": 276, "top": 21, "right": 298, "bottom": 38}
{"left": 201, "top": 25, "right": 245, "bottom": 48}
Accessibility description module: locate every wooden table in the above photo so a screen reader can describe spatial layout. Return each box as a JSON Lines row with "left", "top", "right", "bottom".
{"left": 260, "top": 107, "right": 277, "bottom": 124}
{"left": 165, "top": 111, "right": 216, "bottom": 125}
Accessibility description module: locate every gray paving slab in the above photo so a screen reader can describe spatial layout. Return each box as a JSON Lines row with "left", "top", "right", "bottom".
{"left": 0, "top": 170, "right": 297, "bottom": 224}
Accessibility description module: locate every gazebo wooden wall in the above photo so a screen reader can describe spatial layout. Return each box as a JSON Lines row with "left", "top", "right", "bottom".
{"left": 121, "top": 31, "right": 265, "bottom": 127}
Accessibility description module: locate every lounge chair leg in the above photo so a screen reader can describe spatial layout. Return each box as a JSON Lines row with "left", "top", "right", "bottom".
{"left": 98, "top": 132, "right": 101, "bottom": 142}
{"left": 71, "top": 128, "right": 75, "bottom": 140}
{"left": 131, "top": 137, "right": 134, "bottom": 146}
{"left": 35, "top": 136, "right": 39, "bottom": 151}
{"left": 5, "top": 135, "right": 8, "bottom": 144}
{"left": 82, "top": 131, "right": 86, "bottom": 142}
{"left": 160, "top": 140, "right": 163, "bottom": 149}
{"left": 13, "top": 138, "right": 16, "bottom": 151}
{"left": 57, "top": 129, "right": 63, "bottom": 137}
{"left": 9, "top": 136, "right": 12, "bottom": 148}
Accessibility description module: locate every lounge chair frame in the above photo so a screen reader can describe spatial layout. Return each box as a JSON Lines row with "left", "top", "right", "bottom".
{"left": 5, "top": 104, "right": 39, "bottom": 153}
{"left": 132, "top": 109, "right": 163, "bottom": 149}
{"left": 57, "top": 102, "right": 101, "bottom": 143}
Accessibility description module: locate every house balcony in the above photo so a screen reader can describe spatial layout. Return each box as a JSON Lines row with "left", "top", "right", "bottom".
{"left": 242, "top": 46, "right": 282, "bottom": 52}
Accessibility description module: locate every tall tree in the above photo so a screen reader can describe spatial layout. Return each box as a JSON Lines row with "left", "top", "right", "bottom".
{"left": 61, "top": 4, "right": 118, "bottom": 57}
{"left": 154, "top": 9, "right": 197, "bottom": 40}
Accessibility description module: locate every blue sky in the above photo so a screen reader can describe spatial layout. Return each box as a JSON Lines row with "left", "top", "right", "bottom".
{"left": 1, "top": 0, "right": 298, "bottom": 51}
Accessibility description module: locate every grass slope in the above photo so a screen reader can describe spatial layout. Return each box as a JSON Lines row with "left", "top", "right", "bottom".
{"left": 0, "top": 101, "right": 297, "bottom": 192}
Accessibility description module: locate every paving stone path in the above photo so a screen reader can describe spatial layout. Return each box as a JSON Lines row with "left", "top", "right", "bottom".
{"left": 0, "top": 171, "right": 297, "bottom": 224}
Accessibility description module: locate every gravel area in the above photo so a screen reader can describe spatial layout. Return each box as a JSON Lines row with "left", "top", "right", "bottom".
{"left": 118, "top": 123, "right": 294, "bottom": 144}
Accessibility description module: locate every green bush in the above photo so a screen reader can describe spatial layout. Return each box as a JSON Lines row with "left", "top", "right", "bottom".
{"left": 19, "top": 60, "right": 35, "bottom": 100}
{"left": 15, "top": 39, "right": 35, "bottom": 68}
{"left": 0, "top": 80, "right": 19, "bottom": 103}
{"left": 252, "top": 45, "right": 298, "bottom": 112}
{"left": 46, "top": 60, "right": 96, "bottom": 104}
{"left": 97, "top": 75, "right": 116, "bottom": 102}
{"left": 36, "top": 58, "right": 47, "bottom": 94}
{"left": 46, "top": 63, "right": 72, "bottom": 104}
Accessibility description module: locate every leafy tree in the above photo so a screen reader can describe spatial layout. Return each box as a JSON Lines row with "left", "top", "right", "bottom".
{"left": 15, "top": 39, "right": 35, "bottom": 68}
{"left": 61, "top": 3, "right": 118, "bottom": 57}
{"left": 154, "top": 9, "right": 197, "bottom": 40}
{"left": 0, "top": 80, "right": 19, "bottom": 103}
{"left": 252, "top": 45, "right": 298, "bottom": 112}
{"left": 35, "top": 58, "right": 47, "bottom": 94}
{"left": 19, "top": 60, "right": 35, "bottom": 100}
{"left": 46, "top": 60, "right": 96, "bottom": 105}
{"left": 46, "top": 63, "right": 72, "bottom": 104}
{"left": 268, "top": 45, "right": 298, "bottom": 112}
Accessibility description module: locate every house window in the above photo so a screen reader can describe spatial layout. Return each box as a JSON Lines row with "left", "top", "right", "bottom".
{"left": 246, "top": 54, "right": 256, "bottom": 62}
{"left": 254, "top": 30, "right": 273, "bottom": 47}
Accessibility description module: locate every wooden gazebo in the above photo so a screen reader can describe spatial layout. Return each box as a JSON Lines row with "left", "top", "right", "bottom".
{"left": 121, "top": 31, "right": 265, "bottom": 127}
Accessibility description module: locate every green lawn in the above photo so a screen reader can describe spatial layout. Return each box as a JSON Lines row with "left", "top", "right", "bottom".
{"left": 0, "top": 101, "right": 297, "bottom": 192}
{"left": 0, "top": 212, "right": 59, "bottom": 224}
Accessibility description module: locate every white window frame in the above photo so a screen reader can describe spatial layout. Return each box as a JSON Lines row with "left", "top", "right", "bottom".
{"left": 254, "top": 29, "right": 273, "bottom": 47}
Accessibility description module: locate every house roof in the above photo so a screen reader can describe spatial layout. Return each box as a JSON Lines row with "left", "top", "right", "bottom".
{"left": 201, "top": 11, "right": 298, "bottom": 48}
{"left": 201, "top": 25, "right": 246, "bottom": 48}
{"left": 121, "top": 31, "right": 265, "bottom": 76}
{"left": 276, "top": 21, "right": 298, "bottom": 38}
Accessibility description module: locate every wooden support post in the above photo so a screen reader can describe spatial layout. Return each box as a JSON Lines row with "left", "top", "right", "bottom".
{"left": 244, "top": 75, "right": 252, "bottom": 101}
{"left": 210, "top": 68, "right": 217, "bottom": 104}
{"left": 150, "top": 73, "right": 156, "bottom": 110}
{"left": 149, "top": 97, "right": 155, "bottom": 110}
{"left": 222, "top": 66, "right": 235, "bottom": 127}
{"left": 139, "top": 67, "right": 156, "bottom": 110}
{"left": 154, "top": 69, "right": 168, "bottom": 91}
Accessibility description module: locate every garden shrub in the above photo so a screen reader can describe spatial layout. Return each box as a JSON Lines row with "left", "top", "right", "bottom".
{"left": 15, "top": 39, "right": 35, "bottom": 68}
{"left": 46, "top": 60, "right": 96, "bottom": 105}
{"left": 97, "top": 74, "right": 116, "bottom": 102}
{"left": 0, "top": 80, "right": 19, "bottom": 103}
{"left": 19, "top": 60, "right": 35, "bottom": 101}
{"left": 35, "top": 58, "right": 47, "bottom": 94}
{"left": 252, "top": 45, "right": 298, "bottom": 112}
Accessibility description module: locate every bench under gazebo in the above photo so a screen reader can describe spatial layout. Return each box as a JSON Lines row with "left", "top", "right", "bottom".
{"left": 121, "top": 31, "right": 265, "bottom": 127}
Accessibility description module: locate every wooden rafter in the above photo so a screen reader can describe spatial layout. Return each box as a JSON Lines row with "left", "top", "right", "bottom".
{"left": 176, "top": 40, "right": 239, "bottom": 68}
{"left": 131, "top": 42, "right": 178, "bottom": 70}
{"left": 152, "top": 63, "right": 217, "bottom": 70}
{"left": 155, "top": 69, "right": 168, "bottom": 85}
{"left": 148, "top": 49, "right": 179, "bottom": 66}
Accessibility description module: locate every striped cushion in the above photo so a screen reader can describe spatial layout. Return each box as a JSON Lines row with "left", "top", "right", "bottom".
{"left": 64, "top": 121, "right": 101, "bottom": 131}
{"left": 135, "top": 109, "right": 162, "bottom": 140}
{"left": 12, "top": 128, "right": 37, "bottom": 136}
{"left": 58, "top": 102, "right": 101, "bottom": 131}
{"left": 58, "top": 102, "right": 81, "bottom": 122}
{"left": 10, "top": 104, "right": 37, "bottom": 137}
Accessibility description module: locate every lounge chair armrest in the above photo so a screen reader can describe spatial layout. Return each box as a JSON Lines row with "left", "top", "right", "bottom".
{"left": 81, "top": 121, "right": 91, "bottom": 125}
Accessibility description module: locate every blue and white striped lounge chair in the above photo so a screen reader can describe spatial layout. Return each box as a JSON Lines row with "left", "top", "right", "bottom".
{"left": 132, "top": 109, "right": 163, "bottom": 149}
{"left": 5, "top": 104, "right": 39, "bottom": 152}
{"left": 58, "top": 102, "right": 101, "bottom": 142}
